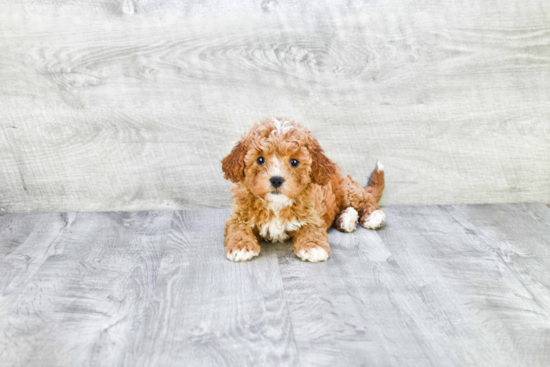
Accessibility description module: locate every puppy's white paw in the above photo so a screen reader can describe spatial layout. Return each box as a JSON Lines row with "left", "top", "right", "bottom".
{"left": 226, "top": 248, "right": 259, "bottom": 262}
{"left": 361, "top": 209, "right": 386, "bottom": 230}
{"left": 296, "top": 247, "right": 329, "bottom": 263}
{"left": 338, "top": 207, "right": 358, "bottom": 233}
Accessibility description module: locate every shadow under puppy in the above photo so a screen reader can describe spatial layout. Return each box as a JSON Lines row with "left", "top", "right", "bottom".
{"left": 222, "top": 117, "right": 385, "bottom": 262}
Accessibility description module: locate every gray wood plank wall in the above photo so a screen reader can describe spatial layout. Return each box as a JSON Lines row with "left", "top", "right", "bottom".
{"left": 1, "top": 0, "right": 549, "bottom": 213}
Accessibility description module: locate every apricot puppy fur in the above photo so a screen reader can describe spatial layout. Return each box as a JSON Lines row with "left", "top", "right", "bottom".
{"left": 222, "top": 117, "right": 385, "bottom": 262}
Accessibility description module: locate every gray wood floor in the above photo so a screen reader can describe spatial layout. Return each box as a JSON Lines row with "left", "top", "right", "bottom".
{"left": 1, "top": 203, "right": 550, "bottom": 366}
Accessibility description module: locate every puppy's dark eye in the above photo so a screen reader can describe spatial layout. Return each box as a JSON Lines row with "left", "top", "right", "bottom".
{"left": 290, "top": 159, "right": 299, "bottom": 167}
{"left": 257, "top": 157, "right": 265, "bottom": 165}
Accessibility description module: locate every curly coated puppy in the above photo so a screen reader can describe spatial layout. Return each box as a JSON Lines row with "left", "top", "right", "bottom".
{"left": 221, "top": 117, "right": 385, "bottom": 262}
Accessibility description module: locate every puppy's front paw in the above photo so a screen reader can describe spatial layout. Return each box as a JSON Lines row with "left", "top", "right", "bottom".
{"left": 296, "top": 247, "right": 329, "bottom": 262}
{"left": 227, "top": 248, "right": 259, "bottom": 262}
{"left": 360, "top": 209, "right": 386, "bottom": 230}
{"left": 225, "top": 238, "right": 260, "bottom": 262}
{"left": 294, "top": 239, "right": 330, "bottom": 263}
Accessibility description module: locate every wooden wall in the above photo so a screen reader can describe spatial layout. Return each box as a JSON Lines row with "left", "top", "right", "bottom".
{"left": 1, "top": 0, "right": 549, "bottom": 213}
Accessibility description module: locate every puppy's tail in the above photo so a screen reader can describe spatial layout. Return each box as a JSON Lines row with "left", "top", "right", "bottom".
{"left": 365, "top": 161, "right": 385, "bottom": 203}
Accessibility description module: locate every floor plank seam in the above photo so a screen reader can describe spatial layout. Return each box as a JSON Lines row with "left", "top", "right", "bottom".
{"left": 274, "top": 252, "right": 302, "bottom": 367}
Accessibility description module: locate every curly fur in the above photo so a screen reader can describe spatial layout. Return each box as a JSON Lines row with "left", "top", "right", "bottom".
{"left": 222, "top": 117, "right": 385, "bottom": 262}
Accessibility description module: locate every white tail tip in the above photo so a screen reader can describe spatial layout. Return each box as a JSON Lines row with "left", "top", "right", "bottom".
{"left": 376, "top": 161, "right": 384, "bottom": 172}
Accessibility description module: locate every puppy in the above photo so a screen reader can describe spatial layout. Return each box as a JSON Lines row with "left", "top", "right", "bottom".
{"left": 221, "top": 117, "right": 385, "bottom": 262}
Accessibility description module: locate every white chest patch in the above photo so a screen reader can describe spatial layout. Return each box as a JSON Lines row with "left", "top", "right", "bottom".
{"left": 260, "top": 217, "right": 304, "bottom": 242}
{"left": 259, "top": 193, "right": 304, "bottom": 242}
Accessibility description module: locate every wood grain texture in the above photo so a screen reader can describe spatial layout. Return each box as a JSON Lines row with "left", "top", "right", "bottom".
{"left": 125, "top": 209, "right": 298, "bottom": 366}
{"left": 0, "top": 210, "right": 174, "bottom": 366}
{"left": 376, "top": 204, "right": 550, "bottom": 366}
{"left": 277, "top": 203, "right": 550, "bottom": 366}
{"left": 0, "top": 0, "right": 549, "bottom": 213}
{"left": 1, "top": 203, "right": 550, "bottom": 366}
{"left": 274, "top": 220, "right": 443, "bottom": 366}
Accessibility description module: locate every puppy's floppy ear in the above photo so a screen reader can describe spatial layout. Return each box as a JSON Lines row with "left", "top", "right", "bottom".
{"left": 308, "top": 136, "right": 336, "bottom": 186}
{"left": 222, "top": 138, "right": 248, "bottom": 183}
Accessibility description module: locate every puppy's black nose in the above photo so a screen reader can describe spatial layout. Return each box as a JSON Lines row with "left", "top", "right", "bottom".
{"left": 270, "top": 176, "right": 284, "bottom": 188}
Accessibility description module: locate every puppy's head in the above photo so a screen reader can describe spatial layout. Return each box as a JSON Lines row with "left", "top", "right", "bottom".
{"left": 222, "top": 118, "right": 336, "bottom": 203}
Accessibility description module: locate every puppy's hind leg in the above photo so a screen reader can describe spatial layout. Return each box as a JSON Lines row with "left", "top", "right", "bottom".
{"left": 359, "top": 203, "right": 386, "bottom": 230}
{"left": 334, "top": 207, "right": 359, "bottom": 233}
{"left": 343, "top": 161, "right": 386, "bottom": 230}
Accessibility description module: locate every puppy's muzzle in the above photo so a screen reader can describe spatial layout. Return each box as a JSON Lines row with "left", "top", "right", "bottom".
{"left": 270, "top": 176, "right": 285, "bottom": 188}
